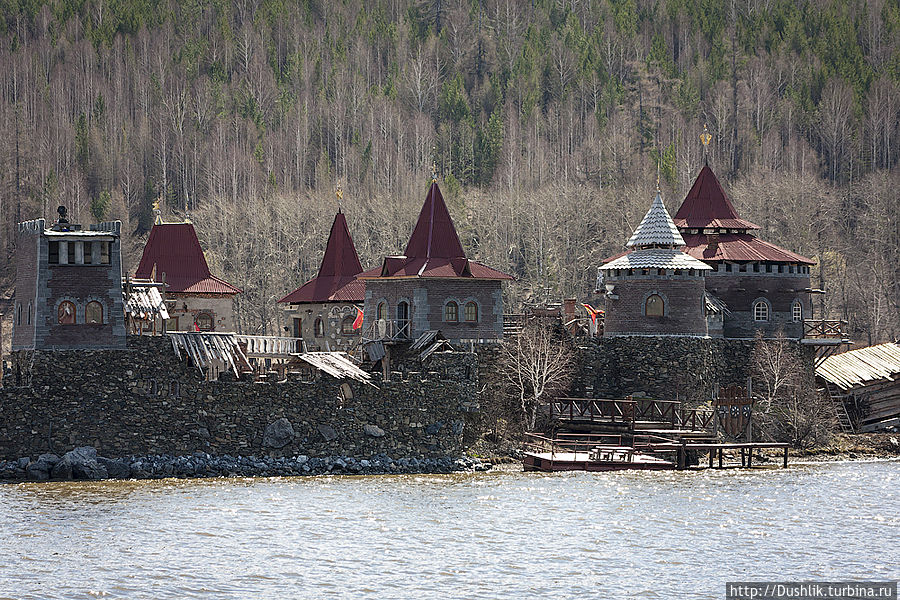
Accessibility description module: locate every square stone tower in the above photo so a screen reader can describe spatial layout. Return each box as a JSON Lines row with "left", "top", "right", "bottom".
{"left": 13, "top": 210, "right": 126, "bottom": 350}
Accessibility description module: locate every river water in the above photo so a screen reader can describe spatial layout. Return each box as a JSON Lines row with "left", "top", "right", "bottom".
{"left": 0, "top": 459, "right": 897, "bottom": 599}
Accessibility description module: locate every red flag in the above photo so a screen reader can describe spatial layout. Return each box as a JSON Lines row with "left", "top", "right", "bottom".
{"left": 352, "top": 306, "right": 364, "bottom": 330}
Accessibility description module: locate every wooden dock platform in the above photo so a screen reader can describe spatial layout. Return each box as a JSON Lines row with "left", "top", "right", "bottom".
{"left": 523, "top": 433, "right": 791, "bottom": 472}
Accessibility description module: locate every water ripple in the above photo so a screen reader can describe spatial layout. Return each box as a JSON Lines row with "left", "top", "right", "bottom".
{"left": 0, "top": 460, "right": 897, "bottom": 599}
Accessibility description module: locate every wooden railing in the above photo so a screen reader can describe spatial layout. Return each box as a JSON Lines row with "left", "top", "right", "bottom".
{"left": 632, "top": 397, "right": 715, "bottom": 430}
{"left": 362, "top": 319, "right": 411, "bottom": 341}
{"left": 549, "top": 398, "right": 637, "bottom": 423}
{"left": 523, "top": 432, "right": 624, "bottom": 458}
{"left": 803, "top": 319, "right": 847, "bottom": 339}
{"left": 235, "top": 335, "right": 302, "bottom": 357}
{"left": 548, "top": 396, "right": 715, "bottom": 431}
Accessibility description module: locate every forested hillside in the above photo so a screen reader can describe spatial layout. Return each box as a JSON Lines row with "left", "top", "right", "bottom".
{"left": 0, "top": 0, "right": 898, "bottom": 342}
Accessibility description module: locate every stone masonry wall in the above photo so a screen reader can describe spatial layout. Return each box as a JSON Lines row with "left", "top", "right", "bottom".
{"left": 364, "top": 279, "right": 503, "bottom": 343}
{"left": 569, "top": 336, "right": 816, "bottom": 404}
{"left": 0, "top": 337, "right": 478, "bottom": 461}
{"left": 602, "top": 275, "right": 708, "bottom": 337}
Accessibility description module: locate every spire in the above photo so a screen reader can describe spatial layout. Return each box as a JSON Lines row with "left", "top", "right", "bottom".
{"left": 626, "top": 189, "right": 686, "bottom": 248}
{"left": 317, "top": 210, "right": 363, "bottom": 278}
{"left": 674, "top": 165, "right": 759, "bottom": 230}
{"left": 404, "top": 181, "right": 465, "bottom": 259}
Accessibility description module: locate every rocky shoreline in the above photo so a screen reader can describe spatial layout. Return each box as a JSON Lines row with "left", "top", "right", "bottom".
{"left": 0, "top": 447, "right": 493, "bottom": 483}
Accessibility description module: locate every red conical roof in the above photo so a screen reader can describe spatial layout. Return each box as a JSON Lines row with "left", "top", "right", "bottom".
{"left": 674, "top": 165, "right": 759, "bottom": 230}
{"left": 404, "top": 182, "right": 465, "bottom": 259}
{"left": 359, "top": 181, "right": 512, "bottom": 281}
{"left": 135, "top": 222, "right": 242, "bottom": 294}
{"left": 279, "top": 211, "right": 365, "bottom": 303}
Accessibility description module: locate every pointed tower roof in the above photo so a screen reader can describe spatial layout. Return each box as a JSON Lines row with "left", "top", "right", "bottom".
{"left": 404, "top": 182, "right": 466, "bottom": 259}
{"left": 674, "top": 165, "right": 759, "bottom": 230}
{"left": 279, "top": 211, "right": 365, "bottom": 303}
{"left": 601, "top": 189, "right": 711, "bottom": 271}
{"left": 626, "top": 190, "right": 686, "bottom": 248}
{"left": 359, "top": 181, "right": 512, "bottom": 280}
{"left": 135, "top": 222, "right": 241, "bottom": 294}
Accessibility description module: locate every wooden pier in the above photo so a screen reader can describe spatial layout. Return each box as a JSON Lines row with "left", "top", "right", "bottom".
{"left": 525, "top": 393, "right": 792, "bottom": 472}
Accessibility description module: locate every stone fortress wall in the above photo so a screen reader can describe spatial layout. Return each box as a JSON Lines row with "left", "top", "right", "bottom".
{"left": 0, "top": 337, "right": 479, "bottom": 462}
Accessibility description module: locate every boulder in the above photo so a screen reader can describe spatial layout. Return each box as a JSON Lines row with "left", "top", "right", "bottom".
{"left": 364, "top": 424, "right": 385, "bottom": 438}
{"left": 97, "top": 457, "right": 131, "bottom": 479}
{"left": 317, "top": 424, "right": 337, "bottom": 442}
{"left": 26, "top": 462, "right": 50, "bottom": 481}
{"left": 263, "top": 418, "right": 295, "bottom": 449}
{"left": 54, "top": 447, "right": 108, "bottom": 481}
{"left": 425, "top": 421, "right": 444, "bottom": 435}
{"left": 26, "top": 454, "right": 60, "bottom": 481}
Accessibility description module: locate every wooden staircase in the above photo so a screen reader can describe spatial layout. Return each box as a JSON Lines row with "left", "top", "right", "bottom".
{"left": 822, "top": 382, "right": 855, "bottom": 433}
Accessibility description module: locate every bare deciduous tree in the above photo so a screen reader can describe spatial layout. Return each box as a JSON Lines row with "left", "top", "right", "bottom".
{"left": 751, "top": 330, "right": 834, "bottom": 448}
{"left": 499, "top": 320, "right": 574, "bottom": 431}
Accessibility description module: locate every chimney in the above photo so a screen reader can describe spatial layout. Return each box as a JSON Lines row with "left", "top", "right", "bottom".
{"left": 707, "top": 232, "right": 719, "bottom": 253}
{"left": 564, "top": 298, "right": 576, "bottom": 323}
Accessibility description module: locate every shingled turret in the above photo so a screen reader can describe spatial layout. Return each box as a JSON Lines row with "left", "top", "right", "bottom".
{"left": 599, "top": 189, "right": 711, "bottom": 337}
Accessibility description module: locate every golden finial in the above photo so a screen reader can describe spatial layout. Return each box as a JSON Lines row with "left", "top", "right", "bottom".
{"left": 335, "top": 184, "right": 344, "bottom": 212}
{"left": 153, "top": 197, "right": 162, "bottom": 225}
{"left": 700, "top": 124, "right": 712, "bottom": 166}
{"left": 431, "top": 159, "right": 438, "bottom": 182}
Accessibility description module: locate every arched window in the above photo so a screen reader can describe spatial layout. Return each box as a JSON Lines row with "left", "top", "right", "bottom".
{"left": 314, "top": 317, "right": 325, "bottom": 337}
{"left": 196, "top": 312, "right": 214, "bottom": 331}
{"left": 85, "top": 301, "right": 103, "bottom": 324}
{"left": 376, "top": 302, "right": 387, "bottom": 321}
{"left": 341, "top": 316, "right": 357, "bottom": 334}
{"left": 645, "top": 294, "right": 664, "bottom": 317}
{"left": 15, "top": 303, "right": 21, "bottom": 326}
{"left": 464, "top": 301, "right": 478, "bottom": 322}
{"left": 753, "top": 300, "right": 770, "bottom": 322}
{"left": 58, "top": 301, "right": 76, "bottom": 324}
{"left": 26, "top": 302, "right": 32, "bottom": 325}
{"left": 444, "top": 301, "right": 459, "bottom": 322}
{"left": 791, "top": 300, "right": 802, "bottom": 322}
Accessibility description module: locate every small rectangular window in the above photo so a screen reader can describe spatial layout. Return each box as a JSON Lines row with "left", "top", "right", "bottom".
{"left": 49, "top": 241, "right": 59, "bottom": 264}
{"left": 67, "top": 242, "right": 76, "bottom": 264}
{"left": 83, "top": 242, "right": 93, "bottom": 264}
{"left": 165, "top": 317, "right": 179, "bottom": 331}
{"left": 725, "top": 263, "right": 732, "bottom": 272}
{"left": 100, "top": 242, "right": 110, "bottom": 264}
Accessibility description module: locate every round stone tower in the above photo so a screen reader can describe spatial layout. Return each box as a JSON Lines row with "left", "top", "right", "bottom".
{"left": 599, "top": 189, "right": 712, "bottom": 337}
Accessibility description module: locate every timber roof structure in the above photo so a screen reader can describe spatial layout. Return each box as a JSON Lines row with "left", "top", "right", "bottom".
{"left": 816, "top": 343, "right": 900, "bottom": 392}
{"left": 136, "top": 223, "right": 242, "bottom": 295}
{"left": 359, "top": 181, "right": 513, "bottom": 281}
{"left": 279, "top": 211, "right": 365, "bottom": 304}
